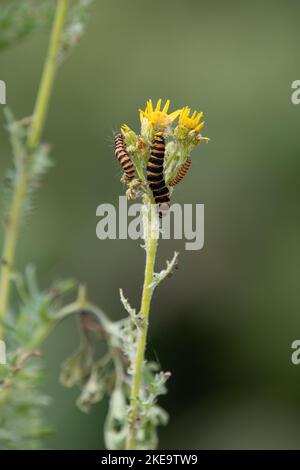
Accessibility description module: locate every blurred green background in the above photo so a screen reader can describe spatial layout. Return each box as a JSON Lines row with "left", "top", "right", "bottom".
{"left": 1, "top": 0, "right": 300, "bottom": 449}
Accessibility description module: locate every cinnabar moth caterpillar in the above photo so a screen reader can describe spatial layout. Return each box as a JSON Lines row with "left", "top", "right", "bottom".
{"left": 169, "top": 157, "right": 192, "bottom": 187}
{"left": 114, "top": 133, "right": 135, "bottom": 180}
{"left": 147, "top": 131, "right": 170, "bottom": 216}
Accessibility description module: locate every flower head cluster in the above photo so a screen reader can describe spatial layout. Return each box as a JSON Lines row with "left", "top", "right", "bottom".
{"left": 119, "top": 98, "right": 209, "bottom": 200}
{"left": 139, "top": 99, "right": 181, "bottom": 131}
{"left": 179, "top": 106, "right": 205, "bottom": 133}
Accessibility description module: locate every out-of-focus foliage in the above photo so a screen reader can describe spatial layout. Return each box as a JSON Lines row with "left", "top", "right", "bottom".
{"left": 0, "top": 0, "right": 94, "bottom": 55}
{"left": 59, "top": 247, "right": 179, "bottom": 450}
{"left": 0, "top": 268, "right": 76, "bottom": 450}
{"left": 60, "top": 0, "right": 95, "bottom": 64}
{"left": 2, "top": 110, "right": 53, "bottom": 225}
{"left": 0, "top": 350, "right": 51, "bottom": 450}
{"left": 0, "top": 0, "right": 96, "bottom": 451}
{"left": 0, "top": 0, "right": 54, "bottom": 52}
{"left": 6, "top": 266, "right": 76, "bottom": 349}
{"left": 0, "top": 102, "right": 78, "bottom": 451}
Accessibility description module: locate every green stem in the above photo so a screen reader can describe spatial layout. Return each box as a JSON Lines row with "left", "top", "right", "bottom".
{"left": 131, "top": 155, "right": 145, "bottom": 182}
{"left": 0, "top": 171, "right": 27, "bottom": 338}
{"left": 135, "top": 164, "right": 145, "bottom": 182}
{"left": 126, "top": 202, "right": 159, "bottom": 450}
{"left": 27, "top": 0, "right": 70, "bottom": 151}
{"left": 0, "top": 0, "right": 70, "bottom": 338}
{"left": 165, "top": 145, "right": 187, "bottom": 185}
{"left": 166, "top": 164, "right": 180, "bottom": 186}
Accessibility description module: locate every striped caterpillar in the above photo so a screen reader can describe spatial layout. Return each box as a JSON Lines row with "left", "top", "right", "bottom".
{"left": 147, "top": 132, "right": 170, "bottom": 216}
{"left": 169, "top": 157, "right": 192, "bottom": 187}
{"left": 114, "top": 133, "right": 135, "bottom": 180}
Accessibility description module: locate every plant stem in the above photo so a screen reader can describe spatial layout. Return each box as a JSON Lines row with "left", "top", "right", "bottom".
{"left": 126, "top": 202, "right": 159, "bottom": 450}
{"left": 27, "top": 0, "right": 70, "bottom": 151}
{"left": 0, "top": 172, "right": 27, "bottom": 338}
{"left": 0, "top": 0, "right": 70, "bottom": 339}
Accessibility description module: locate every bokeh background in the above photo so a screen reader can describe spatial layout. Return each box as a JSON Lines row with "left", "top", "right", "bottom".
{"left": 1, "top": 0, "right": 300, "bottom": 449}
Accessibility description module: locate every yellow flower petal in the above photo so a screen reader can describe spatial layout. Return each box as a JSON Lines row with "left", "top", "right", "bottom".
{"left": 179, "top": 106, "right": 205, "bottom": 133}
{"left": 169, "top": 109, "right": 182, "bottom": 120}
{"left": 139, "top": 98, "right": 180, "bottom": 129}
{"left": 147, "top": 99, "right": 153, "bottom": 114}
{"left": 155, "top": 99, "right": 162, "bottom": 112}
{"left": 195, "top": 121, "right": 205, "bottom": 133}
{"left": 195, "top": 112, "right": 203, "bottom": 124}
{"left": 162, "top": 99, "right": 170, "bottom": 113}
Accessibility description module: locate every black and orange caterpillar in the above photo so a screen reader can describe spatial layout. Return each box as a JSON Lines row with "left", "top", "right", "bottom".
{"left": 169, "top": 157, "right": 192, "bottom": 187}
{"left": 114, "top": 133, "right": 135, "bottom": 180}
{"left": 147, "top": 131, "right": 170, "bottom": 216}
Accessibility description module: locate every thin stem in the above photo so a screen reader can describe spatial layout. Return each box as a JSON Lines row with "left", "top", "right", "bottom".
{"left": 165, "top": 145, "right": 187, "bottom": 185}
{"left": 131, "top": 155, "right": 145, "bottom": 182}
{"left": 126, "top": 203, "right": 159, "bottom": 450}
{"left": 135, "top": 164, "right": 145, "bottom": 182}
{"left": 0, "top": 0, "right": 70, "bottom": 338}
{"left": 166, "top": 164, "right": 180, "bottom": 186}
{"left": 0, "top": 172, "right": 27, "bottom": 338}
{"left": 27, "top": 0, "right": 70, "bottom": 151}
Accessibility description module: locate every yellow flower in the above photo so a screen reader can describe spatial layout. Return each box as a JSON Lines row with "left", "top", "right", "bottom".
{"left": 139, "top": 99, "right": 181, "bottom": 129}
{"left": 179, "top": 106, "right": 205, "bottom": 133}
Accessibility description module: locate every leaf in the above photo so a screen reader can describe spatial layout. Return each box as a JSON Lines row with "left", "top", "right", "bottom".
{"left": 0, "top": 350, "right": 52, "bottom": 450}
{"left": 60, "top": 347, "right": 93, "bottom": 389}
{"left": 119, "top": 289, "right": 136, "bottom": 318}
{"left": 76, "top": 363, "right": 107, "bottom": 413}
{"left": 151, "top": 251, "right": 179, "bottom": 289}
{"left": 119, "top": 288, "right": 142, "bottom": 329}
{"left": 1, "top": 110, "right": 53, "bottom": 227}
{"left": 104, "top": 387, "right": 128, "bottom": 450}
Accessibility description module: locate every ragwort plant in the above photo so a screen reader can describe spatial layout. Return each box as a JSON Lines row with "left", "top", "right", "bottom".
{"left": 114, "top": 100, "right": 210, "bottom": 449}
{"left": 0, "top": 0, "right": 95, "bottom": 450}
{"left": 61, "top": 100, "right": 209, "bottom": 450}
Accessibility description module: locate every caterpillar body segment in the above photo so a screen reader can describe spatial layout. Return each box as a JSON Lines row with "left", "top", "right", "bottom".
{"left": 114, "top": 133, "right": 135, "bottom": 180}
{"left": 147, "top": 132, "right": 170, "bottom": 217}
{"left": 169, "top": 157, "right": 192, "bottom": 187}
